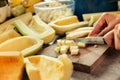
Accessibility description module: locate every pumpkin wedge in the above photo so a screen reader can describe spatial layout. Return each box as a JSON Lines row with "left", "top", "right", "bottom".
{"left": 0, "top": 51, "right": 24, "bottom": 80}
{"left": 53, "top": 16, "right": 79, "bottom": 26}
{"left": 66, "top": 27, "right": 93, "bottom": 39}
{"left": 13, "top": 15, "right": 55, "bottom": 44}
{"left": 49, "top": 16, "right": 88, "bottom": 35}
{"left": 24, "top": 54, "right": 73, "bottom": 80}
{"left": 0, "top": 36, "right": 44, "bottom": 57}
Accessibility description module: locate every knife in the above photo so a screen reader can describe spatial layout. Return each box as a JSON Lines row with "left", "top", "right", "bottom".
{"left": 74, "top": 37, "right": 106, "bottom": 44}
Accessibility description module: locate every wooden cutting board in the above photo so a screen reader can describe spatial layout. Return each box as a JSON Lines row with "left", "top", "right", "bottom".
{"left": 38, "top": 44, "right": 112, "bottom": 73}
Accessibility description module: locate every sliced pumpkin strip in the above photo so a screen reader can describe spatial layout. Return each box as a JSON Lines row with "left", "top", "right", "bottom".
{"left": 66, "top": 27, "right": 93, "bottom": 39}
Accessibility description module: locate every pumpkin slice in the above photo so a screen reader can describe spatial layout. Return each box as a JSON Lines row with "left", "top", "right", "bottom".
{"left": 0, "top": 51, "right": 24, "bottom": 80}
{"left": 0, "top": 36, "right": 44, "bottom": 57}
{"left": 49, "top": 16, "right": 88, "bottom": 35}
{"left": 66, "top": 27, "right": 93, "bottom": 39}
{"left": 24, "top": 54, "right": 73, "bottom": 80}
{"left": 54, "top": 16, "right": 79, "bottom": 26}
{"left": 13, "top": 15, "right": 55, "bottom": 44}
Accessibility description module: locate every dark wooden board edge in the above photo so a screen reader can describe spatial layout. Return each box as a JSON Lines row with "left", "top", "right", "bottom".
{"left": 73, "top": 47, "right": 112, "bottom": 73}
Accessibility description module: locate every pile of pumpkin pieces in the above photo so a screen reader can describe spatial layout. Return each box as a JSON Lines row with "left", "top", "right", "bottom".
{"left": 0, "top": 10, "right": 120, "bottom": 59}
{"left": 0, "top": 3, "right": 120, "bottom": 79}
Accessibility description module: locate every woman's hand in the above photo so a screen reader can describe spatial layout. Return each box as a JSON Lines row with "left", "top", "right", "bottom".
{"left": 89, "top": 13, "right": 120, "bottom": 36}
{"left": 89, "top": 13, "right": 120, "bottom": 50}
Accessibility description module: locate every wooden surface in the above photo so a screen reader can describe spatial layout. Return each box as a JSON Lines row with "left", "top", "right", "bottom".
{"left": 72, "top": 49, "right": 120, "bottom": 80}
{"left": 38, "top": 44, "right": 110, "bottom": 73}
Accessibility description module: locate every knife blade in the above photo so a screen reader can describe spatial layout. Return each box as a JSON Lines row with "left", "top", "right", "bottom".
{"left": 74, "top": 37, "right": 106, "bottom": 44}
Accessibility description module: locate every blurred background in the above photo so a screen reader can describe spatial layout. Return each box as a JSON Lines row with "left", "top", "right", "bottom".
{"left": 0, "top": 0, "right": 119, "bottom": 23}
{"left": 74, "top": 0, "right": 118, "bottom": 20}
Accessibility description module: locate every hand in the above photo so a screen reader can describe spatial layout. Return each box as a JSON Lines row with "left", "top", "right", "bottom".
{"left": 88, "top": 13, "right": 120, "bottom": 50}
{"left": 89, "top": 13, "right": 120, "bottom": 36}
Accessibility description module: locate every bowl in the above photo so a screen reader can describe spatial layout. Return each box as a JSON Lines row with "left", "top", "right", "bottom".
{"left": 34, "top": 0, "right": 75, "bottom": 23}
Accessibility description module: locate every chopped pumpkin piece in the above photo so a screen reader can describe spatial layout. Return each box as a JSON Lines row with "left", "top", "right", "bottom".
{"left": 60, "top": 45, "right": 69, "bottom": 54}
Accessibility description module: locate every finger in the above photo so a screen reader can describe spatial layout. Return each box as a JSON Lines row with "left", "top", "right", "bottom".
{"left": 103, "top": 30, "right": 114, "bottom": 47}
{"left": 98, "top": 18, "right": 120, "bottom": 36}
{"left": 98, "top": 25, "right": 113, "bottom": 36}
{"left": 114, "top": 25, "right": 120, "bottom": 50}
{"left": 89, "top": 13, "right": 107, "bottom": 36}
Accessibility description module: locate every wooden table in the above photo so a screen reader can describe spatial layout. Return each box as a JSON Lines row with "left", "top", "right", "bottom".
{"left": 71, "top": 49, "right": 120, "bottom": 80}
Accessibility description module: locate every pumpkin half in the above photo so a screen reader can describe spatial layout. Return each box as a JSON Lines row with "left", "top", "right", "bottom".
{"left": 0, "top": 36, "right": 44, "bottom": 57}
{"left": 13, "top": 15, "right": 55, "bottom": 44}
